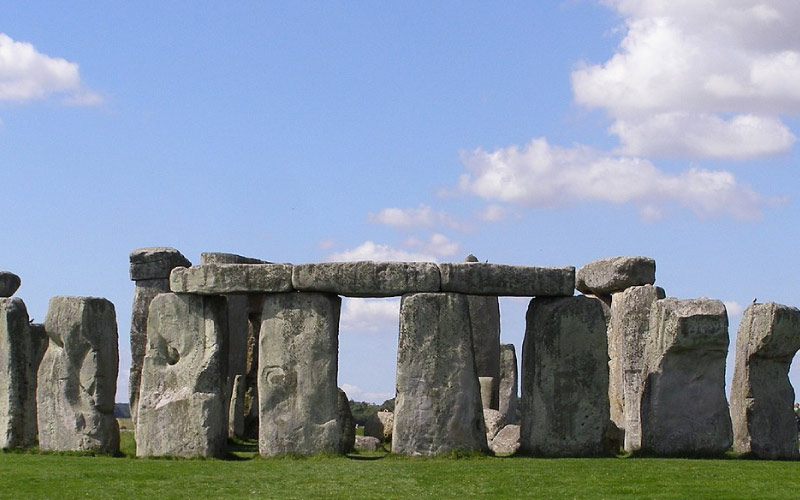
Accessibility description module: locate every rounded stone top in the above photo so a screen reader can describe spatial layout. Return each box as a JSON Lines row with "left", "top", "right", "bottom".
{"left": 0, "top": 271, "right": 21, "bottom": 298}
{"left": 464, "top": 254, "right": 479, "bottom": 263}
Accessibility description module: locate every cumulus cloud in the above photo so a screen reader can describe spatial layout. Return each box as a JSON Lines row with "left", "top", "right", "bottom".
{"left": 477, "top": 204, "right": 509, "bottom": 222}
{"left": 340, "top": 298, "right": 400, "bottom": 334}
{"left": 369, "top": 204, "right": 470, "bottom": 232}
{"left": 327, "top": 241, "right": 437, "bottom": 262}
{"left": 405, "top": 233, "right": 460, "bottom": 258}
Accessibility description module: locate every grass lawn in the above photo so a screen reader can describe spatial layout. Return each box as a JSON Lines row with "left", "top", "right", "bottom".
{"left": 1, "top": 433, "right": 798, "bottom": 499}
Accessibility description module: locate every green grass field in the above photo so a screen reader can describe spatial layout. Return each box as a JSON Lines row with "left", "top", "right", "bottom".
{"left": 1, "top": 432, "right": 798, "bottom": 499}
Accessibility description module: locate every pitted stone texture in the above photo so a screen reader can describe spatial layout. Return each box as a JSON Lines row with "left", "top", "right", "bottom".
{"left": 393, "top": 293, "right": 488, "bottom": 456}
{"left": 479, "top": 377, "right": 496, "bottom": 410}
{"left": 576, "top": 256, "right": 656, "bottom": 295}
{"left": 483, "top": 409, "right": 505, "bottom": 441}
{"left": 229, "top": 374, "right": 246, "bottom": 439}
{"left": 439, "top": 263, "right": 575, "bottom": 297}
{"left": 171, "top": 264, "right": 294, "bottom": 295}
{"left": 490, "top": 424, "right": 521, "bottom": 455}
{"left": 129, "top": 247, "right": 191, "bottom": 281}
{"left": 639, "top": 298, "right": 732, "bottom": 456}
{"left": 338, "top": 388, "right": 355, "bottom": 453}
{"left": 0, "top": 298, "right": 36, "bottom": 448}
{"left": 365, "top": 411, "right": 394, "bottom": 442}
{"left": 469, "top": 295, "right": 500, "bottom": 409}
{"left": 520, "top": 296, "right": 614, "bottom": 457}
{"left": 730, "top": 303, "right": 800, "bottom": 459}
{"left": 355, "top": 435, "right": 382, "bottom": 451}
{"left": 200, "top": 252, "right": 269, "bottom": 265}
{"left": 0, "top": 272, "right": 21, "bottom": 298}
{"left": 292, "top": 261, "right": 440, "bottom": 297}
{"left": 610, "top": 285, "right": 661, "bottom": 453}
{"left": 499, "top": 344, "right": 518, "bottom": 424}
{"left": 259, "top": 292, "right": 342, "bottom": 456}
{"left": 37, "top": 297, "right": 119, "bottom": 454}
{"left": 136, "top": 293, "right": 228, "bottom": 458}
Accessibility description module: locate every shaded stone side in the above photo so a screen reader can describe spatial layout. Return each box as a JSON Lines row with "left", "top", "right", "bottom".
{"left": 0, "top": 271, "right": 21, "bottom": 298}
{"left": 576, "top": 256, "right": 656, "bottom": 295}
{"left": 439, "top": 263, "right": 575, "bottom": 297}
{"left": 468, "top": 295, "right": 500, "bottom": 409}
{"left": 258, "top": 292, "right": 342, "bottom": 456}
{"left": 393, "top": 293, "right": 488, "bottom": 456}
{"left": 292, "top": 261, "right": 441, "bottom": 297}
{"left": 130, "top": 247, "right": 191, "bottom": 281}
{"left": 498, "top": 343, "right": 518, "bottom": 424}
{"left": 0, "top": 298, "right": 36, "bottom": 448}
{"left": 365, "top": 411, "right": 394, "bottom": 442}
{"left": 243, "top": 295, "right": 263, "bottom": 439}
{"left": 37, "top": 297, "right": 119, "bottom": 454}
{"left": 730, "top": 302, "right": 800, "bottom": 459}
{"left": 338, "top": 388, "right": 355, "bottom": 454}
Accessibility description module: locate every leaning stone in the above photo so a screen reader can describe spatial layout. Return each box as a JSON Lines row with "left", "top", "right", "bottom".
{"left": 638, "top": 298, "right": 732, "bottom": 456}
{"left": 439, "top": 263, "right": 575, "bottom": 297}
{"left": 364, "top": 411, "right": 394, "bottom": 442}
{"left": 201, "top": 252, "right": 269, "bottom": 265}
{"left": 478, "top": 377, "right": 496, "bottom": 410}
{"left": 483, "top": 409, "right": 505, "bottom": 441}
{"left": 393, "top": 293, "right": 488, "bottom": 456}
{"left": 136, "top": 293, "right": 228, "bottom": 458}
{"left": 354, "top": 435, "right": 382, "bottom": 452}
{"left": 292, "top": 261, "right": 440, "bottom": 297}
{"left": 575, "top": 256, "right": 655, "bottom": 295}
{"left": 520, "top": 296, "right": 613, "bottom": 457}
{"left": 259, "top": 292, "right": 342, "bottom": 456}
{"left": 730, "top": 302, "right": 800, "bottom": 459}
{"left": 37, "top": 297, "right": 119, "bottom": 454}
{"left": 129, "top": 247, "right": 191, "bottom": 281}
{"left": 469, "top": 294, "right": 500, "bottom": 409}
{"left": 229, "top": 374, "right": 246, "bottom": 439}
{"left": 338, "top": 388, "right": 355, "bottom": 453}
{"left": 0, "top": 272, "right": 21, "bottom": 298}
{"left": 170, "top": 264, "right": 294, "bottom": 294}
{"left": 0, "top": 298, "right": 36, "bottom": 448}
{"left": 489, "top": 424, "right": 521, "bottom": 455}
{"left": 498, "top": 344, "right": 518, "bottom": 424}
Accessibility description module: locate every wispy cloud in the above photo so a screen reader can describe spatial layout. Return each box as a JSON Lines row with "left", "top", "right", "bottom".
{"left": 340, "top": 298, "right": 400, "bottom": 334}
{"left": 327, "top": 241, "right": 436, "bottom": 262}
{"left": 369, "top": 204, "right": 471, "bottom": 232}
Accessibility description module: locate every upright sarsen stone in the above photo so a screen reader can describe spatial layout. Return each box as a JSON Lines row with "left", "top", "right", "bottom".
{"left": 730, "top": 303, "right": 800, "bottom": 459}
{"left": 37, "top": 297, "right": 119, "bottom": 454}
{"left": 258, "top": 292, "right": 342, "bottom": 456}
{"left": 0, "top": 298, "right": 37, "bottom": 448}
{"left": 393, "top": 293, "right": 488, "bottom": 456}
{"left": 498, "top": 343, "right": 518, "bottom": 424}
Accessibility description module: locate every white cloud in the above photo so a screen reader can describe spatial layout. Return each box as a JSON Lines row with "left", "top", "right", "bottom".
{"left": 724, "top": 300, "right": 745, "bottom": 318}
{"left": 340, "top": 298, "right": 400, "bottom": 334}
{"left": 327, "top": 241, "right": 436, "bottom": 262}
{"left": 339, "top": 383, "right": 394, "bottom": 403}
{"left": 369, "top": 204, "right": 471, "bottom": 232}
{"left": 477, "top": 204, "right": 509, "bottom": 222}
{"left": 405, "top": 233, "right": 460, "bottom": 258}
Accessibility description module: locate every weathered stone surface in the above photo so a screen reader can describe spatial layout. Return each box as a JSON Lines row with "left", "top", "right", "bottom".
{"left": 576, "top": 256, "right": 656, "bottom": 295}
{"left": 130, "top": 247, "right": 191, "bottom": 281}
{"left": 229, "top": 374, "right": 246, "bottom": 439}
{"left": 292, "top": 261, "right": 440, "bottom": 297}
{"left": 489, "top": 424, "right": 520, "bottom": 455}
{"left": 730, "top": 302, "right": 800, "bottom": 459}
{"left": 221, "top": 294, "right": 249, "bottom": 431}
{"left": 200, "top": 252, "right": 269, "bottom": 265}
{"left": 259, "top": 292, "right": 342, "bottom": 456}
{"left": 483, "top": 409, "right": 505, "bottom": 441}
{"left": 439, "top": 263, "right": 575, "bottom": 297}
{"left": 37, "top": 297, "right": 119, "bottom": 454}
{"left": 520, "top": 296, "right": 614, "bottom": 457}
{"left": 499, "top": 344, "right": 518, "bottom": 424}
{"left": 243, "top": 296, "right": 263, "bottom": 440}
{"left": 338, "top": 388, "right": 355, "bottom": 454}
{"left": 479, "top": 377, "right": 496, "bottom": 410}
{"left": 0, "top": 272, "right": 21, "bottom": 298}
{"left": 0, "top": 298, "right": 36, "bottom": 448}
{"left": 136, "top": 293, "right": 228, "bottom": 457}
{"left": 393, "top": 293, "right": 488, "bottom": 456}
{"left": 355, "top": 435, "right": 382, "bottom": 451}
{"left": 638, "top": 298, "right": 732, "bottom": 456}
{"left": 469, "top": 293, "right": 500, "bottom": 409}
{"left": 609, "top": 285, "right": 661, "bottom": 452}
{"left": 170, "top": 264, "right": 294, "bottom": 294}
{"left": 364, "top": 411, "right": 394, "bottom": 442}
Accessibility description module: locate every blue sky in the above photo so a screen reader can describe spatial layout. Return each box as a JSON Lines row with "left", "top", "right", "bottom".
{"left": 2, "top": 1, "right": 799, "bottom": 403}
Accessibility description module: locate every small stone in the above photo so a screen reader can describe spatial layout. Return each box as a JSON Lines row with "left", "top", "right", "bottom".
{"left": 576, "top": 256, "right": 656, "bottom": 295}
{"left": 439, "top": 263, "right": 575, "bottom": 297}
{"left": 483, "top": 409, "right": 506, "bottom": 441}
{"left": 498, "top": 344, "right": 518, "bottom": 424}
{"left": 489, "top": 425, "right": 521, "bottom": 455}
{"left": 129, "top": 247, "right": 191, "bottom": 281}
{"left": 292, "top": 261, "right": 440, "bottom": 297}
{"left": 464, "top": 254, "right": 479, "bottom": 263}
{"left": 0, "top": 272, "right": 21, "bottom": 298}
{"left": 170, "top": 264, "right": 294, "bottom": 294}
{"left": 354, "top": 435, "right": 382, "bottom": 452}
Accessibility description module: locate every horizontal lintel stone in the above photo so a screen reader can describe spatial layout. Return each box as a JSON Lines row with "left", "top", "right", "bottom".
{"left": 439, "top": 263, "right": 575, "bottom": 297}
{"left": 292, "top": 261, "right": 441, "bottom": 297}
{"left": 200, "top": 252, "right": 270, "bottom": 265}
{"left": 170, "top": 264, "right": 294, "bottom": 294}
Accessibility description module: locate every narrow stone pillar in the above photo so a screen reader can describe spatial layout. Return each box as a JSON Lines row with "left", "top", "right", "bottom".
{"left": 498, "top": 343, "right": 518, "bottom": 424}
{"left": 0, "top": 297, "right": 37, "bottom": 448}
{"left": 37, "top": 297, "right": 119, "bottom": 453}
{"left": 338, "top": 388, "right": 355, "bottom": 453}
{"left": 228, "top": 374, "right": 246, "bottom": 439}
{"left": 478, "top": 377, "right": 496, "bottom": 410}
{"left": 520, "top": 296, "right": 613, "bottom": 457}
{"left": 464, "top": 254, "right": 501, "bottom": 410}
{"left": 393, "top": 292, "right": 488, "bottom": 456}
{"left": 243, "top": 295, "right": 264, "bottom": 439}
{"left": 136, "top": 293, "right": 228, "bottom": 457}
{"left": 730, "top": 302, "right": 800, "bottom": 459}
{"left": 258, "top": 292, "right": 342, "bottom": 456}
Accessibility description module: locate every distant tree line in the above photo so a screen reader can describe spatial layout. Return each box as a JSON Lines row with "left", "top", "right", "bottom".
{"left": 348, "top": 398, "right": 395, "bottom": 426}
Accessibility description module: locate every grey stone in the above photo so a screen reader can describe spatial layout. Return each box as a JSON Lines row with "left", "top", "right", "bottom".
{"left": 338, "top": 388, "right": 355, "bottom": 453}
{"left": 364, "top": 411, "right": 394, "bottom": 442}
{"left": 222, "top": 294, "right": 249, "bottom": 433}
{"left": 520, "top": 296, "right": 614, "bottom": 457}
{"left": 576, "top": 256, "right": 656, "bottom": 295}
{"left": 483, "top": 408, "right": 505, "bottom": 441}
{"left": 479, "top": 377, "right": 496, "bottom": 410}
{"left": 638, "top": 298, "right": 732, "bottom": 456}
{"left": 439, "top": 263, "right": 575, "bottom": 297}
{"left": 730, "top": 302, "right": 800, "bottom": 459}
{"left": 170, "top": 264, "right": 294, "bottom": 295}
{"left": 136, "top": 293, "right": 228, "bottom": 458}
{"left": 469, "top": 294, "right": 500, "bottom": 409}
{"left": 201, "top": 252, "right": 269, "bottom": 265}
{"left": 229, "top": 374, "right": 246, "bottom": 439}
{"left": 37, "top": 297, "right": 119, "bottom": 454}
{"left": 464, "top": 254, "right": 479, "bottom": 263}
{"left": 489, "top": 424, "right": 520, "bottom": 455}
{"left": 258, "top": 292, "right": 342, "bottom": 456}
{"left": 129, "top": 247, "right": 191, "bottom": 281}
{"left": 0, "top": 272, "right": 21, "bottom": 298}
{"left": 243, "top": 296, "right": 263, "bottom": 440}
{"left": 292, "top": 261, "right": 440, "bottom": 297}
{"left": 393, "top": 293, "right": 488, "bottom": 456}
{"left": 0, "top": 298, "right": 36, "bottom": 448}
{"left": 354, "top": 435, "right": 382, "bottom": 451}
{"left": 498, "top": 344, "right": 518, "bottom": 424}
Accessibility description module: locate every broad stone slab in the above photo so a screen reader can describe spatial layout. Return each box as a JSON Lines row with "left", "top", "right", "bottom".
{"left": 129, "top": 247, "right": 191, "bottom": 281}
{"left": 576, "top": 256, "right": 656, "bottom": 295}
{"left": 393, "top": 293, "right": 488, "bottom": 456}
{"left": 0, "top": 272, "right": 21, "bottom": 298}
{"left": 490, "top": 424, "right": 520, "bottom": 455}
{"left": 259, "top": 292, "right": 342, "bottom": 456}
{"left": 639, "top": 298, "right": 732, "bottom": 456}
{"left": 439, "top": 263, "right": 575, "bottom": 297}
{"left": 136, "top": 293, "right": 228, "bottom": 458}
{"left": 37, "top": 297, "right": 119, "bottom": 454}
{"left": 0, "top": 298, "right": 36, "bottom": 448}
{"left": 355, "top": 435, "right": 382, "bottom": 451}
{"left": 730, "top": 302, "right": 800, "bottom": 459}
{"left": 201, "top": 252, "right": 269, "bottom": 265}
{"left": 292, "top": 261, "right": 440, "bottom": 297}
{"left": 171, "top": 264, "right": 294, "bottom": 294}
{"left": 521, "top": 296, "right": 613, "bottom": 457}
{"left": 498, "top": 343, "right": 518, "bottom": 424}
{"left": 469, "top": 295, "right": 500, "bottom": 409}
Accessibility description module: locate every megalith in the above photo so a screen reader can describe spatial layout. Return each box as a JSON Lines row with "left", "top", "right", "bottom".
{"left": 638, "top": 298, "right": 732, "bottom": 456}
{"left": 393, "top": 292, "right": 488, "bottom": 456}
{"left": 520, "top": 295, "right": 614, "bottom": 457}
{"left": 576, "top": 256, "right": 655, "bottom": 296}
{"left": 0, "top": 271, "right": 21, "bottom": 298}
{"left": 0, "top": 298, "right": 37, "bottom": 448}
{"left": 136, "top": 293, "right": 228, "bottom": 457}
{"left": 498, "top": 343, "right": 518, "bottom": 424}
{"left": 37, "top": 297, "right": 119, "bottom": 454}
{"left": 730, "top": 302, "right": 800, "bottom": 459}
{"left": 258, "top": 292, "right": 342, "bottom": 456}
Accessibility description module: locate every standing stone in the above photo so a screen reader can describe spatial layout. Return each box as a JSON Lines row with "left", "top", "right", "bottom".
{"left": 498, "top": 343, "right": 518, "bottom": 424}
{"left": 393, "top": 293, "right": 488, "bottom": 456}
{"left": 228, "top": 374, "right": 246, "bottom": 439}
{"left": 243, "top": 295, "right": 264, "bottom": 440}
{"left": 576, "top": 256, "right": 656, "bottom": 295}
{"left": 338, "top": 388, "right": 355, "bottom": 453}
{"left": 639, "top": 298, "right": 732, "bottom": 456}
{"left": 0, "top": 298, "right": 36, "bottom": 448}
{"left": 520, "top": 296, "right": 614, "bottom": 457}
{"left": 478, "top": 377, "right": 496, "bottom": 410}
{"left": 136, "top": 293, "right": 228, "bottom": 458}
{"left": 730, "top": 302, "right": 800, "bottom": 459}
{"left": 0, "top": 271, "right": 21, "bottom": 298}
{"left": 37, "top": 297, "right": 119, "bottom": 454}
{"left": 258, "top": 292, "right": 342, "bottom": 456}
{"left": 468, "top": 297, "right": 500, "bottom": 408}
{"left": 364, "top": 411, "right": 394, "bottom": 442}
